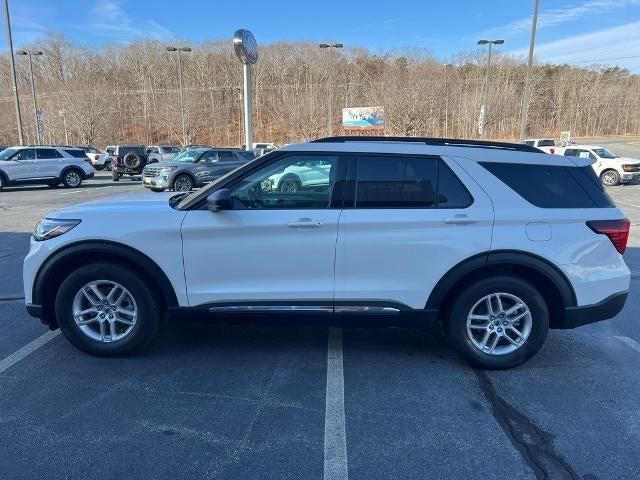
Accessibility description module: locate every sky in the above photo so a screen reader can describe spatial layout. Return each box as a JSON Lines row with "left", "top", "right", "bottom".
{"left": 2, "top": 0, "right": 640, "bottom": 71}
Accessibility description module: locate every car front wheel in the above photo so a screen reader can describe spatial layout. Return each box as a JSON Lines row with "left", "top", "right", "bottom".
{"left": 600, "top": 170, "right": 620, "bottom": 187}
{"left": 173, "top": 174, "right": 194, "bottom": 191}
{"left": 54, "top": 263, "right": 161, "bottom": 356}
{"left": 445, "top": 275, "right": 549, "bottom": 369}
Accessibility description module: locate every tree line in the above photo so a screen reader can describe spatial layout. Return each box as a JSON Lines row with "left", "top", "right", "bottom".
{"left": 0, "top": 32, "right": 638, "bottom": 147}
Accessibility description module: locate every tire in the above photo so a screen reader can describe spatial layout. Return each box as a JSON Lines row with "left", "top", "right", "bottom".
{"left": 47, "top": 181, "right": 60, "bottom": 188}
{"left": 54, "top": 262, "right": 161, "bottom": 356}
{"left": 0, "top": 174, "right": 5, "bottom": 191}
{"left": 61, "top": 169, "right": 83, "bottom": 188}
{"left": 95, "top": 165, "right": 104, "bottom": 171}
{"left": 172, "top": 174, "right": 194, "bottom": 192}
{"left": 278, "top": 175, "right": 301, "bottom": 193}
{"left": 104, "top": 161, "right": 112, "bottom": 172}
{"left": 123, "top": 152, "right": 141, "bottom": 169}
{"left": 150, "top": 188, "right": 165, "bottom": 192}
{"left": 112, "top": 169, "right": 120, "bottom": 182}
{"left": 600, "top": 169, "right": 620, "bottom": 187}
{"left": 445, "top": 275, "right": 549, "bottom": 370}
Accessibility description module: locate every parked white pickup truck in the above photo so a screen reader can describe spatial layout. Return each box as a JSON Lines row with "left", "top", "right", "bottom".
{"left": 556, "top": 145, "right": 640, "bottom": 186}
{"left": 522, "top": 138, "right": 558, "bottom": 154}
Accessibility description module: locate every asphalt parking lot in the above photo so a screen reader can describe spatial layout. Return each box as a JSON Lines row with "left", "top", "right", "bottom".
{"left": 1, "top": 138, "right": 640, "bottom": 480}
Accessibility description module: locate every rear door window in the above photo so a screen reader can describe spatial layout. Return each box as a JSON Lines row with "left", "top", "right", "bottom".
{"left": 36, "top": 148, "right": 62, "bottom": 159}
{"left": 219, "top": 151, "right": 236, "bottom": 162}
{"left": 63, "top": 149, "right": 87, "bottom": 158}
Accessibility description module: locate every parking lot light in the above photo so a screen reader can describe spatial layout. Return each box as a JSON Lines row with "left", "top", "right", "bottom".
{"left": 166, "top": 45, "right": 192, "bottom": 146}
{"left": 477, "top": 39, "right": 504, "bottom": 140}
{"left": 319, "top": 42, "right": 343, "bottom": 136}
{"left": 16, "top": 49, "right": 43, "bottom": 145}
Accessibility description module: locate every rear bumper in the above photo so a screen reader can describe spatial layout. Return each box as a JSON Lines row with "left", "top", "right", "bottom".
{"left": 84, "top": 171, "right": 95, "bottom": 180}
{"left": 561, "top": 290, "right": 628, "bottom": 329}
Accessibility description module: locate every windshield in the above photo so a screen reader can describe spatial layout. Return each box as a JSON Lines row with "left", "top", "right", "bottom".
{"left": 593, "top": 148, "right": 618, "bottom": 159}
{"left": 0, "top": 148, "right": 18, "bottom": 160}
{"left": 173, "top": 149, "right": 205, "bottom": 163}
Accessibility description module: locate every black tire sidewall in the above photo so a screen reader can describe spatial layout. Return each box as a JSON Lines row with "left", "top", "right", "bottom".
{"left": 446, "top": 275, "right": 549, "bottom": 369}
{"left": 54, "top": 263, "right": 160, "bottom": 356}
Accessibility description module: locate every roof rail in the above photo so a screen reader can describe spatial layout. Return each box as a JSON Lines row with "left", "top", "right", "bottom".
{"left": 311, "top": 136, "right": 543, "bottom": 153}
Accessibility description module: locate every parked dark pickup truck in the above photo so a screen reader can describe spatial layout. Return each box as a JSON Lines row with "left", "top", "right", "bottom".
{"left": 110, "top": 145, "right": 149, "bottom": 181}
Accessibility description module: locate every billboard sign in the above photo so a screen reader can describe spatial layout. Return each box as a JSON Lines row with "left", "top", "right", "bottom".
{"left": 342, "top": 106, "right": 384, "bottom": 130}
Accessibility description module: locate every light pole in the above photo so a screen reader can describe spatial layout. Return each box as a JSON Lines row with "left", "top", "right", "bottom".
{"left": 166, "top": 46, "right": 192, "bottom": 146}
{"left": 17, "top": 49, "right": 43, "bottom": 145}
{"left": 3, "top": 0, "right": 24, "bottom": 145}
{"left": 59, "top": 110, "right": 68, "bottom": 145}
{"left": 519, "top": 0, "right": 541, "bottom": 142}
{"left": 319, "top": 43, "right": 343, "bottom": 136}
{"left": 477, "top": 39, "right": 504, "bottom": 140}
{"left": 233, "top": 29, "right": 259, "bottom": 151}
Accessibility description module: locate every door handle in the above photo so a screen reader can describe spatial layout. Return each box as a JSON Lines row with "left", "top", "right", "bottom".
{"left": 444, "top": 215, "right": 478, "bottom": 225}
{"left": 288, "top": 218, "right": 323, "bottom": 229}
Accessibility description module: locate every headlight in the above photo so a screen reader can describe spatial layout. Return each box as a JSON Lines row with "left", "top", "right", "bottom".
{"left": 622, "top": 164, "right": 639, "bottom": 172}
{"left": 33, "top": 218, "right": 81, "bottom": 241}
{"left": 158, "top": 166, "right": 178, "bottom": 172}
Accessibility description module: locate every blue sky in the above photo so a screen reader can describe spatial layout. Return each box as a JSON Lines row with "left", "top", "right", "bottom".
{"left": 2, "top": 0, "right": 640, "bottom": 71}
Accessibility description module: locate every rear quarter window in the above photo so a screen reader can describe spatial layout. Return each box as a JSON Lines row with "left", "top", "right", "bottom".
{"left": 480, "top": 162, "right": 614, "bottom": 208}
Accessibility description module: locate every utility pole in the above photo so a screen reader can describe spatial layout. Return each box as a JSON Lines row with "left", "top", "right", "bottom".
{"left": 319, "top": 43, "right": 343, "bottom": 136}
{"left": 477, "top": 39, "right": 504, "bottom": 140}
{"left": 17, "top": 50, "right": 43, "bottom": 145}
{"left": 519, "top": 0, "right": 541, "bottom": 142}
{"left": 166, "top": 46, "right": 192, "bottom": 146}
{"left": 3, "top": 0, "right": 24, "bottom": 145}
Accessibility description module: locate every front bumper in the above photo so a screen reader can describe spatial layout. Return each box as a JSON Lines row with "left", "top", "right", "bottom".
{"left": 142, "top": 175, "right": 171, "bottom": 189}
{"left": 621, "top": 172, "right": 640, "bottom": 182}
{"left": 561, "top": 290, "right": 628, "bottom": 329}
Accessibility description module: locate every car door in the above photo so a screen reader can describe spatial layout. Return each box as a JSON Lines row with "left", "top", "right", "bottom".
{"left": 36, "top": 148, "right": 63, "bottom": 178}
{"left": 193, "top": 150, "right": 221, "bottom": 184}
{"left": 180, "top": 152, "right": 345, "bottom": 307}
{"left": 334, "top": 153, "right": 494, "bottom": 310}
{"left": 7, "top": 148, "right": 37, "bottom": 180}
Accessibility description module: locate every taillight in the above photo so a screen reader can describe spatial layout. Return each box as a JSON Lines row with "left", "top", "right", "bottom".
{"left": 587, "top": 219, "right": 630, "bottom": 254}
{"left": 549, "top": 148, "right": 555, "bottom": 154}
{"left": 94, "top": 154, "right": 100, "bottom": 161}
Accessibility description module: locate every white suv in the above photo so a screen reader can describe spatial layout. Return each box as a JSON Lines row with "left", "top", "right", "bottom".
{"left": 0, "top": 146, "right": 95, "bottom": 190}
{"left": 23, "top": 137, "right": 631, "bottom": 369}
{"left": 556, "top": 145, "right": 640, "bottom": 186}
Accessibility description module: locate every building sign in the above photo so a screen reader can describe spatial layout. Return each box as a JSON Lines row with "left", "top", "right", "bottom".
{"left": 560, "top": 130, "right": 572, "bottom": 144}
{"left": 342, "top": 106, "right": 384, "bottom": 130}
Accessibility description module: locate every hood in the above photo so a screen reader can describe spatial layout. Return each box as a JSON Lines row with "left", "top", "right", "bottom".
{"left": 144, "top": 160, "right": 185, "bottom": 169}
{"left": 615, "top": 156, "right": 640, "bottom": 165}
{"left": 49, "top": 191, "right": 180, "bottom": 218}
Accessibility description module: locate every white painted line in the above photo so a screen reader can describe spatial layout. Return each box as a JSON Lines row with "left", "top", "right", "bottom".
{"left": 616, "top": 335, "right": 640, "bottom": 354}
{"left": 324, "top": 327, "right": 348, "bottom": 480}
{"left": 0, "top": 330, "right": 60, "bottom": 374}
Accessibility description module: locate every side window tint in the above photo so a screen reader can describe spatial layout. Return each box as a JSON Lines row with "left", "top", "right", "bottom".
{"left": 480, "top": 162, "right": 614, "bottom": 208}
{"left": 36, "top": 148, "right": 60, "bottom": 159}
{"left": 219, "top": 151, "right": 235, "bottom": 162}
{"left": 230, "top": 154, "right": 338, "bottom": 209}
{"left": 202, "top": 151, "right": 219, "bottom": 163}
{"left": 354, "top": 155, "right": 437, "bottom": 208}
{"left": 18, "top": 149, "right": 36, "bottom": 160}
{"left": 577, "top": 150, "right": 591, "bottom": 159}
{"left": 437, "top": 160, "right": 473, "bottom": 208}
{"left": 563, "top": 149, "right": 576, "bottom": 157}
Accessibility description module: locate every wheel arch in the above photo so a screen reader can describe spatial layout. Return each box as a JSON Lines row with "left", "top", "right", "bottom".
{"left": 426, "top": 250, "right": 577, "bottom": 329}
{"left": 33, "top": 240, "right": 179, "bottom": 328}
{"left": 60, "top": 165, "right": 86, "bottom": 179}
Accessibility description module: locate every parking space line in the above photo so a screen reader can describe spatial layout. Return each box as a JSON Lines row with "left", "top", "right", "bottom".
{"left": 324, "top": 327, "right": 348, "bottom": 480}
{"left": 616, "top": 336, "right": 640, "bottom": 354}
{"left": 0, "top": 330, "right": 60, "bottom": 374}
{"left": 616, "top": 200, "right": 640, "bottom": 209}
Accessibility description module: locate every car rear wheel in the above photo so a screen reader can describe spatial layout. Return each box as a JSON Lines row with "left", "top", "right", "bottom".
{"left": 62, "top": 170, "right": 83, "bottom": 188}
{"left": 104, "top": 161, "right": 112, "bottom": 172}
{"left": 600, "top": 170, "right": 620, "bottom": 187}
{"left": 173, "top": 174, "right": 194, "bottom": 191}
{"left": 445, "top": 275, "right": 549, "bottom": 369}
{"left": 279, "top": 176, "right": 301, "bottom": 193}
{"left": 54, "top": 263, "right": 161, "bottom": 356}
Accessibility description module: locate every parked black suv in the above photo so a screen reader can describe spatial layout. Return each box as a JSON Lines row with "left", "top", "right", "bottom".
{"left": 110, "top": 145, "right": 149, "bottom": 181}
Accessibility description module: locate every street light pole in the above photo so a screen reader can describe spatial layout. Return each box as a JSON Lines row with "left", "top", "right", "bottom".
{"left": 319, "top": 43, "right": 343, "bottom": 136}
{"left": 519, "top": 0, "right": 541, "bottom": 142}
{"left": 3, "top": 0, "right": 24, "bottom": 145}
{"left": 166, "top": 46, "right": 192, "bottom": 146}
{"left": 18, "top": 50, "right": 43, "bottom": 145}
{"left": 477, "top": 39, "right": 504, "bottom": 140}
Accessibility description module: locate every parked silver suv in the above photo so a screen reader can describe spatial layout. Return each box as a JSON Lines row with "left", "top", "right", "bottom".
{"left": 0, "top": 146, "right": 94, "bottom": 190}
{"left": 142, "top": 148, "right": 255, "bottom": 191}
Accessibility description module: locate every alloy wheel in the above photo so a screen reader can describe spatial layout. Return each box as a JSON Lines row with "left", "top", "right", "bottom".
{"left": 466, "top": 292, "right": 532, "bottom": 355}
{"left": 174, "top": 176, "right": 193, "bottom": 191}
{"left": 72, "top": 280, "right": 138, "bottom": 343}
{"left": 65, "top": 171, "right": 81, "bottom": 187}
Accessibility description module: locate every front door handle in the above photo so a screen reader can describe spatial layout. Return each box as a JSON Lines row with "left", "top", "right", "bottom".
{"left": 288, "top": 218, "right": 323, "bottom": 229}
{"left": 444, "top": 215, "right": 478, "bottom": 225}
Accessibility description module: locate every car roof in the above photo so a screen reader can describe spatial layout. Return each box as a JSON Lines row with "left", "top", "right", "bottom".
{"left": 562, "top": 145, "right": 603, "bottom": 149}
{"left": 278, "top": 138, "right": 580, "bottom": 166}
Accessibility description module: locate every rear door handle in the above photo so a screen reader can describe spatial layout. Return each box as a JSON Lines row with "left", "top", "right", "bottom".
{"left": 444, "top": 215, "right": 478, "bottom": 225}
{"left": 288, "top": 218, "right": 323, "bottom": 229}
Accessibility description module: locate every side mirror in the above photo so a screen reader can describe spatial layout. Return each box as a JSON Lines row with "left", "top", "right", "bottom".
{"left": 207, "top": 188, "right": 232, "bottom": 212}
